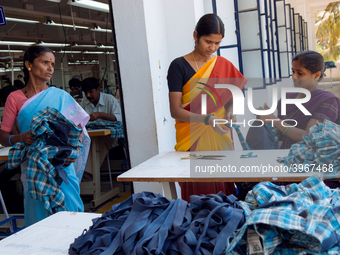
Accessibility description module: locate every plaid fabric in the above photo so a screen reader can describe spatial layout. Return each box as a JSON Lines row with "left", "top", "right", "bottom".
{"left": 227, "top": 176, "right": 340, "bottom": 254}
{"left": 270, "top": 124, "right": 280, "bottom": 149}
{"left": 86, "top": 120, "right": 124, "bottom": 139}
{"left": 277, "top": 120, "right": 340, "bottom": 173}
{"left": 7, "top": 107, "right": 83, "bottom": 213}
{"left": 227, "top": 124, "right": 250, "bottom": 150}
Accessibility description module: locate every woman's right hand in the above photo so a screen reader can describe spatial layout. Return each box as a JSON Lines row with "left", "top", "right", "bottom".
{"left": 208, "top": 115, "right": 229, "bottom": 136}
{"left": 21, "top": 131, "right": 35, "bottom": 145}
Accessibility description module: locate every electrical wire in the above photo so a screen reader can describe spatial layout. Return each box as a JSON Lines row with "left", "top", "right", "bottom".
{"left": 0, "top": 23, "right": 17, "bottom": 41}
{"left": 100, "top": 12, "right": 109, "bottom": 84}
{"left": 58, "top": 3, "right": 68, "bottom": 61}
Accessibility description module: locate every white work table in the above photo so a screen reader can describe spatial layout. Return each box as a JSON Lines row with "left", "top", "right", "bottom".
{"left": 117, "top": 150, "right": 324, "bottom": 199}
{"left": 0, "top": 211, "right": 100, "bottom": 255}
{"left": 0, "top": 146, "right": 10, "bottom": 161}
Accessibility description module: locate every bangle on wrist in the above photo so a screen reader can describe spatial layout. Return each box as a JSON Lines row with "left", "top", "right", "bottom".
{"left": 204, "top": 114, "right": 214, "bottom": 125}
{"left": 282, "top": 126, "right": 292, "bottom": 135}
{"left": 9, "top": 135, "right": 15, "bottom": 146}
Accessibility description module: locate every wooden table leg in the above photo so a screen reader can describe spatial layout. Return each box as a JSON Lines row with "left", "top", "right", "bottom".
{"left": 162, "top": 182, "right": 177, "bottom": 200}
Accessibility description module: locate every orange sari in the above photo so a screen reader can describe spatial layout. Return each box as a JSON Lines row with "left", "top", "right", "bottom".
{"left": 175, "top": 56, "right": 247, "bottom": 202}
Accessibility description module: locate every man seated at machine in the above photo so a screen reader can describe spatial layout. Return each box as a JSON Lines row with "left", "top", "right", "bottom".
{"left": 80, "top": 77, "right": 123, "bottom": 181}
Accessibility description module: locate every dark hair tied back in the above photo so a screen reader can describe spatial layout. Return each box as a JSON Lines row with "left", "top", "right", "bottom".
{"left": 23, "top": 45, "right": 54, "bottom": 85}
{"left": 195, "top": 13, "right": 225, "bottom": 40}
{"left": 292, "top": 51, "right": 326, "bottom": 81}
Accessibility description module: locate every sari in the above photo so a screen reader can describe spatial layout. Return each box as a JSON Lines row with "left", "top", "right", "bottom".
{"left": 16, "top": 87, "right": 90, "bottom": 226}
{"left": 174, "top": 56, "right": 247, "bottom": 202}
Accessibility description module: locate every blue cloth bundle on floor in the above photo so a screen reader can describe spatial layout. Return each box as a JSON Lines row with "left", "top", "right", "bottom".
{"left": 227, "top": 176, "right": 340, "bottom": 254}
{"left": 69, "top": 192, "right": 245, "bottom": 255}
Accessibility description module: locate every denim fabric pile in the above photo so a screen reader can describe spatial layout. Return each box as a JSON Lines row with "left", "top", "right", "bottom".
{"left": 69, "top": 176, "right": 340, "bottom": 255}
{"left": 69, "top": 192, "right": 244, "bottom": 255}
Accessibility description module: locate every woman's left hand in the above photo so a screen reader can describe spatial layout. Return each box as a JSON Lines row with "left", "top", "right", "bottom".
{"left": 225, "top": 112, "right": 236, "bottom": 125}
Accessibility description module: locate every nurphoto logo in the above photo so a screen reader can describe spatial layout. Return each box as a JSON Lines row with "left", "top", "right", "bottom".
{"left": 200, "top": 84, "right": 311, "bottom": 127}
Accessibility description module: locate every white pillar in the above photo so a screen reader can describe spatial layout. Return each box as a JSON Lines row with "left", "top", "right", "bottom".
{"left": 53, "top": 53, "right": 69, "bottom": 91}
{"left": 111, "top": 0, "right": 205, "bottom": 195}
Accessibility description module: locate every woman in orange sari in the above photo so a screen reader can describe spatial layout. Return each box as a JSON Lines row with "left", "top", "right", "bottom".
{"left": 167, "top": 14, "right": 247, "bottom": 202}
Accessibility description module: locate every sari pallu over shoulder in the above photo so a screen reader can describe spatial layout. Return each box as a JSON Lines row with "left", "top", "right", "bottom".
{"left": 16, "top": 87, "right": 90, "bottom": 226}
{"left": 175, "top": 56, "right": 247, "bottom": 151}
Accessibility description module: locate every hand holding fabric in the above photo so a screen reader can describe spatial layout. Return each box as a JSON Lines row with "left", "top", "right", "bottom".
{"left": 89, "top": 112, "right": 101, "bottom": 121}
{"left": 225, "top": 112, "right": 237, "bottom": 125}
{"left": 208, "top": 115, "right": 230, "bottom": 136}
{"left": 21, "top": 131, "right": 35, "bottom": 145}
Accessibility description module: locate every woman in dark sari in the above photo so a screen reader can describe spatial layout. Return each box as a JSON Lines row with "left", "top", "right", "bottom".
{"left": 257, "top": 51, "right": 340, "bottom": 148}
{"left": 257, "top": 50, "right": 340, "bottom": 189}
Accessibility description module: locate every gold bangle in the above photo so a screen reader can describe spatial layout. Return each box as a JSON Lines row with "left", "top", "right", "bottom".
{"left": 283, "top": 126, "right": 292, "bottom": 135}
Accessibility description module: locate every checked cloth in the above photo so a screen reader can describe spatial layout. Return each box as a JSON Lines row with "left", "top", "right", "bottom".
{"left": 6, "top": 107, "right": 83, "bottom": 213}
{"left": 227, "top": 176, "right": 340, "bottom": 254}
{"left": 277, "top": 119, "right": 340, "bottom": 173}
{"left": 86, "top": 120, "right": 124, "bottom": 139}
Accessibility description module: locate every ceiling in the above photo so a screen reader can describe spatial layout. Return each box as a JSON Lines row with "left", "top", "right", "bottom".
{"left": 0, "top": 0, "right": 114, "bottom": 67}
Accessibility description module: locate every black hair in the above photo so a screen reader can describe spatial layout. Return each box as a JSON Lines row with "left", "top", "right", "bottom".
{"left": 14, "top": 79, "right": 25, "bottom": 89}
{"left": 23, "top": 45, "right": 54, "bottom": 85}
{"left": 195, "top": 13, "right": 225, "bottom": 40}
{"left": 82, "top": 77, "right": 100, "bottom": 92}
{"left": 0, "top": 85, "right": 18, "bottom": 104}
{"left": 292, "top": 51, "right": 326, "bottom": 81}
{"left": 69, "top": 78, "right": 82, "bottom": 88}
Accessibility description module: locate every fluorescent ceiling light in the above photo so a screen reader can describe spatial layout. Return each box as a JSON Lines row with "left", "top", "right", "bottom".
{"left": 39, "top": 42, "right": 70, "bottom": 47}
{"left": 0, "top": 67, "right": 23, "bottom": 72}
{"left": 90, "top": 26, "right": 111, "bottom": 33}
{"left": 0, "top": 50, "right": 24, "bottom": 53}
{"left": 98, "top": 45, "right": 114, "bottom": 49}
{"left": 74, "top": 44, "right": 98, "bottom": 48}
{"left": 6, "top": 17, "right": 39, "bottom": 24}
{"left": 46, "top": 0, "right": 62, "bottom": 3}
{"left": 55, "top": 50, "right": 82, "bottom": 54}
{"left": 67, "top": 0, "right": 109, "bottom": 13}
{"left": 0, "top": 41, "right": 35, "bottom": 46}
{"left": 45, "top": 20, "right": 89, "bottom": 30}
{"left": 83, "top": 51, "right": 114, "bottom": 54}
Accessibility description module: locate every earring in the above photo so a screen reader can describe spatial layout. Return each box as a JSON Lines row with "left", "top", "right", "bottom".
{"left": 28, "top": 68, "right": 31, "bottom": 71}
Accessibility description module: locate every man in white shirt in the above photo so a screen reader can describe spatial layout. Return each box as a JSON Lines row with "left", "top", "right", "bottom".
{"left": 80, "top": 77, "right": 123, "bottom": 181}
{"left": 80, "top": 77, "right": 122, "bottom": 123}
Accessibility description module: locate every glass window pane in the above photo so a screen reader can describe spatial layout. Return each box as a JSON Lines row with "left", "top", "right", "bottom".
{"left": 220, "top": 48, "right": 240, "bottom": 70}
{"left": 238, "top": 0, "right": 258, "bottom": 10}
{"left": 242, "top": 51, "right": 263, "bottom": 79}
{"left": 216, "top": 0, "right": 237, "bottom": 46}
{"left": 239, "top": 11, "right": 261, "bottom": 49}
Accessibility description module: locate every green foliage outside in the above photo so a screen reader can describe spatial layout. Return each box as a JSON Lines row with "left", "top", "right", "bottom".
{"left": 315, "top": 2, "right": 340, "bottom": 62}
